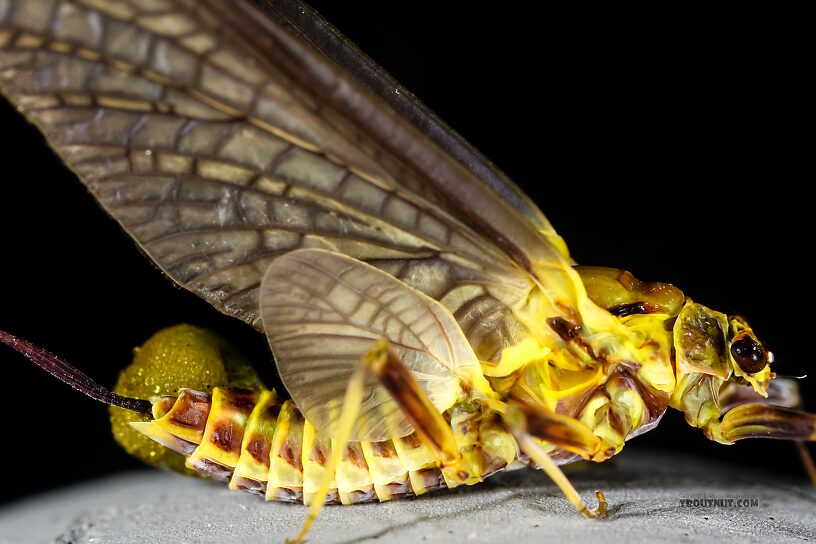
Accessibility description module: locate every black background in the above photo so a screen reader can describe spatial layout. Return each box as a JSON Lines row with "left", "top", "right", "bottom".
{"left": 0, "top": 2, "right": 806, "bottom": 505}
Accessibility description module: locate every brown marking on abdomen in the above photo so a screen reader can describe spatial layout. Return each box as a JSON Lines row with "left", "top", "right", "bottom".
{"left": 400, "top": 433, "right": 421, "bottom": 449}
{"left": 371, "top": 440, "right": 396, "bottom": 458}
{"left": 169, "top": 392, "right": 210, "bottom": 430}
{"left": 343, "top": 486, "right": 377, "bottom": 504}
{"left": 210, "top": 422, "right": 235, "bottom": 452}
{"left": 344, "top": 443, "right": 368, "bottom": 470}
{"left": 310, "top": 442, "right": 328, "bottom": 466}
{"left": 247, "top": 436, "right": 271, "bottom": 465}
{"left": 281, "top": 443, "right": 303, "bottom": 473}
{"left": 233, "top": 477, "right": 267, "bottom": 496}
{"left": 264, "top": 402, "right": 282, "bottom": 421}
{"left": 226, "top": 388, "right": 258, "bottom": 411}
{"left": 268, "top": 486, "right": 303, "bottom": 504}
{"left": 381, "top": 479, "right": 413, "bottom": 500}
{"left": 413, "top": 467, "right": 445, "bottom": 493}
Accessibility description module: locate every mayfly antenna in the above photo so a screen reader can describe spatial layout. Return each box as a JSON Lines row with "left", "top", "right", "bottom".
{"left": 0, "top": 329, "right": 153, "bottom": 416}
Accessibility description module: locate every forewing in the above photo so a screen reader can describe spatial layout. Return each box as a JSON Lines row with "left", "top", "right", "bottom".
{"left": 260, "top": 249, "right": 480, "bottom": 440}
{"left": 0, "top": 0, "right": 559, "bottom": 335}
{"left": 253, "top": 0, "right": 562, "bottom": 241}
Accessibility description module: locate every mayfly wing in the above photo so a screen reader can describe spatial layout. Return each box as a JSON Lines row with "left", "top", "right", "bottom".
{"left": 0, "top": 1, "right": 584, "bottom": 372}
{"left": 260, "top": 248, "right": 484, "bottom": 440}
{"left": 0, "top": 0, "right": 568, "bottom": 319}
{"left": 252, "top": 0, "right": 562, "bottom": 242}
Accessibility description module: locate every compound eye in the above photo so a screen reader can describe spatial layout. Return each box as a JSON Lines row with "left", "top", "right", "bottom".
{"left": 730, "top": 334, "right": 767, "bottom": 373}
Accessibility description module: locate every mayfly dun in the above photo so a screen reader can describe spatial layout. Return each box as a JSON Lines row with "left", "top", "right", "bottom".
{"left": 0, "top": 1, "right": 812, "bottom": 542}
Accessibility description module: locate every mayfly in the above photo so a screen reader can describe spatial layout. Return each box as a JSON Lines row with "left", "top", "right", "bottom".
{"left": 0, "top": 1, "right": 813, "bottom": 542}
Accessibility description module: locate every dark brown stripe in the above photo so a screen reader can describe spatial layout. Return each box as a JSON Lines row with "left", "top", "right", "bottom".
{"left": 229, "top": 388, "right": 260, "bottom": 412}
{"left": 608, "top": 301, "right": 661, "bottom": 317}
{"left": 614, "top": 365, "right": 670, "bottom": 423}
{"left": 264, "top": 401, "right": 282, "bottom": 421}
{"left": 481, "top": 453, "right": 509, "bottom": 478}
{"left": 606, "top": 403, "right": 626, "bottom": 436}
{"left": 521, "top": 406, "right": 599, "bottom": 455}
{"left": 547, "top": 317, "right": 581, "bottom": 341}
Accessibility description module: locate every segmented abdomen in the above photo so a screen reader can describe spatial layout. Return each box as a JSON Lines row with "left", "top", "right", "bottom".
{"left": 131, "top": 387, "right": 519, "bottom": 505}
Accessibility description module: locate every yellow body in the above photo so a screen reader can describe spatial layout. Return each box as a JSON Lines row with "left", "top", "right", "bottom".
{"left": 121, "top": 313, "right": 669, "bottom": 504}
{"left": 116, "top": 326, "right": 518, "bottom": 504}
{"left": 114, "top": 265, "right": 683, "bottom": 505}
{"left": 130, "top": 386, "right": 518, "bottom": 504}
{"left": 0, "top": 3, "right": 809, "bottom": 537}
{"left": 114, "top": 256, "right": 783, "bottom": 507}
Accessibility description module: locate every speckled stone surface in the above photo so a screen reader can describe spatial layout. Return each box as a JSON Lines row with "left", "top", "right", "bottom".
{"left": 1, "top": 450, "right": 814, "bottom": 544}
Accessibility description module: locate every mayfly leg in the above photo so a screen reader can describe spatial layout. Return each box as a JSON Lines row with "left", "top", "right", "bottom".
{"left": 287, "top": 338, "right": 465, "bottom": 544}
{"left": 791, "top": 388, "right": 816, "bottom": 486}
{"left": 361, "top": 339, "right": 463, "bottom": 467}
{"left": 794, "top": 441, "right": 816, "bottom": 487}
{"left": 286, "top": 363, "right": 366, "bottom": 544}
{"left": 495, "top": 402, "right": 608, "bottom": 519}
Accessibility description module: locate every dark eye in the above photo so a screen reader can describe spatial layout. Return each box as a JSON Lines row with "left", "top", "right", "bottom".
{"left": 730, "top": 334, "right": 767, "bottom": 373}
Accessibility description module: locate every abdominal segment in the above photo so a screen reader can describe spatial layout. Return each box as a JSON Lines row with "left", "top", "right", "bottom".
{"left": 130, "top": 387, "right": 518, "bottom": 505}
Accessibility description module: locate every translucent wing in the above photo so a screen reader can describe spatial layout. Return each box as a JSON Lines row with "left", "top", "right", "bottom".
{"left": 0, "top": 0, "right": 580, "bottom": 362}
{"left": 260, "top": 249, "right": 481, "bottom": 440}
{"left": 254, "top": 0, "right": 561, "bottom": 240}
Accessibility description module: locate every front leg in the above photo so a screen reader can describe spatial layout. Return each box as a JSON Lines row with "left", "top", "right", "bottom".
{"left": 673, "top": 373, "right": 816, "bottom": 485}
{"left": 498, "top": 401, "right": 608, "bottom": 519}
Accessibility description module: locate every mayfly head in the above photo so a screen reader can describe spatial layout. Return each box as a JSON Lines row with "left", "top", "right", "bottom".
{"left": 671, "top": 300, "right": 815, "bottom": 445}
{"left": 575, "top": 266, "right": 813, "bottom": 450}
{"left": 673, "top": 301, "right": 772, "bottom": 395}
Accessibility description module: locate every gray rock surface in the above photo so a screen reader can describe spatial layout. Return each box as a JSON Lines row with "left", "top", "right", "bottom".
{"left": 0, "top": 450, "right": 813, "bottom": 544}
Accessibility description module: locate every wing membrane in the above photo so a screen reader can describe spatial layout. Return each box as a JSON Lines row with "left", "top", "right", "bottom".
{"left": 253, "top": 0, "right": 561, "bottom": 240}
{"left": 0, "top": 0, "right": 550, "bottom": 331}
{"left": 0, "top": 0, "right": 588, "bottom": 366}
{"left": 260, "top": 249, "right": 481, "bottom": 440}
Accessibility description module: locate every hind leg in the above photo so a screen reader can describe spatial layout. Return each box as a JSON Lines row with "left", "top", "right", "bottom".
{"left": 286, "top": 360, "right": 366, "bottom": 544}
{"left": 287, "top": 339, "right": 467, "bottom": 544}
